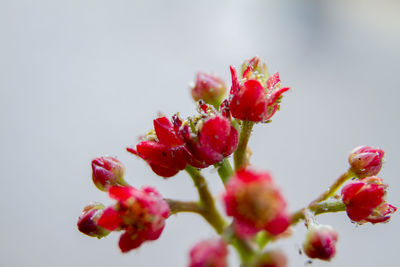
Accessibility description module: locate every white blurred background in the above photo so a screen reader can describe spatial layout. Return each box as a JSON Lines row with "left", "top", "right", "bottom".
{"left": 1, "top": 0, "right": 399, "bottom": 266}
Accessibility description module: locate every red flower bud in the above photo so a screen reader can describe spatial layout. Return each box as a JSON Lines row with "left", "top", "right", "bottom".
{"left": 228, "top": 57, "right": 290, "bottom": 122}
{"left": 183, "top": 115, "right": 238, "bottom": 166}
{"left": 188, "top": 239, "right": 228, "bottom": 267}
{"left": 191, "top": 72, "right": 227, "bottom": 107}
{"left": 223, "top": 169, "right": 289, "bottom": 238}
{"left": 127, "top": 116, "right": 189, "bottom": 178}
{"left": 91, "top": 157, "right": 126, "bottom": 191}
{"left": 302, "top": 224, "right": 338, "bottom": 261}
{"left": 341, "top": 176, "right": 397, "bottom": 224}
{"left": 77, "top": 202, "right": 110, "bottom": 239}
{"left": 252, "top": 250, "right": 287, "bottom": 267}
{"left": 97, "top": 185, "right": 170, "bottom": 253}
{"left": 348, "top": 145, "right": 385, "bottom": 177}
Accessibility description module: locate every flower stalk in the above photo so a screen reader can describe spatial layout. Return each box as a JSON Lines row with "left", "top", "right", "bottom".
{"left": 234, "top": 120, "right": 254, "bottom": 170}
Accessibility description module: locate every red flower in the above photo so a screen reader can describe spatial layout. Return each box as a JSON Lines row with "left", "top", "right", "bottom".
{"left": 182, "top": 115, "right": 238, "bottom": 166}
{"left": 77, "top": 202, "right": 110, "bottom": 239}
{"left": 91, "top": 156, "right": 126, "bottom": 191}
{"left": 302, "top": 224, "right": 338, "bottom": 261}
{"left": 127, "top": 116, "right": 189, "bottom": 178}
{"left": 348, "top": 145, "right": 385, "bottom": 178}
{"left": 252, "top": 250, "right": 287, "bottom": 267}
{"left": 188, "top": 239, "right": 228, "bottom": 267}
{"left": 228, "top": 57, "right": 290, "bottom": 122}
{"left": 97, "top": 185, "right": 170, "bottom": 252}
{"left": 341, "top": 176, "right": 397, "bottom": 224}
{"left": 191, "top": 72, "right": 227, "bottom": 107}
{"left": 223, "top": 169, "right": 289, "bottom": 238}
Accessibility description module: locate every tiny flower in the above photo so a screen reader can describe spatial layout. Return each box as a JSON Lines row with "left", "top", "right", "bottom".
{"left": 97, "top": 185, "right": 170, "bottom": 253}
{"left": 223, "top": 169, "right": 289, "bottom": 238}
{"left": 302, "top": 224, "right": 338, "bottom": 261}
{"left": 77, "top": 202, "right": 110, "bottom": 239}
{"left": 228, "top": 57, "right": 290, "bottom": 122}
{"left": 92, "top": 156, "right": 126, "bottom": 191}
{"left": 348, "top": 145, "right": 385, "bottom": 178}
{"left": 191, "top": 72, "right": 227, "bottom": 107}
{"left": 341, "top": 176, "right": 397, "bottom": 224}
{"left": 252, "top": 250, "right": 287, "bottom": 267}
{"left": 182, "top": 115, "right": 238, "bottom": 166}
{"left": 188, "top": 239, "right": 228, "bottom": 267}
{"left": 127, "top": 116, "right": 189, "bottom": 178}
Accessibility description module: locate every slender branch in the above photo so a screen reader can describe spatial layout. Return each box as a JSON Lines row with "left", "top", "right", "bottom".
{"left": 308, "top": 170, "right": 354, "bottom": 209}
{"left": 215, "top": 158, "right": 234, "bottom": 185}
{"left": 185, "top": 166, "right": 227, "bottom": 234}
{"left": 223, "top": 225, "right": 255, "bottom": 264}
{"left": 165, "top": 199, "right": 203, "bottom": 215}
{"left": 290, "top": 199, "right": 346, "bottom": 225}
{"left": 234, "top": 120, "right": 254, "bottom": 170}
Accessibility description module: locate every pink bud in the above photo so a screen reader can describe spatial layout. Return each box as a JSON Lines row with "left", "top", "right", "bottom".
{"left": 302, "top": 224, "right": 338, "bottom": 261}
{"left": 348, "top": 145, "right": 385, "bottom": 177}
{"left": 91, "top": 157, "right": 126, "bottom": 191}
{"left": 77, "top": 202, "right": 110, "bottom": 239}
{"left": 223, "top": 169, "right": 289, "bottom": 238}
{"left": 191, "top": 72, "right": 227, "bottom": 107}
{"left": 252, "top": 250, "right": 287, "bottom": 267}
{"left": 188, "top": 239, "right": 228, "bottom": 267}
{"left": 341, "top": 176, "right": 397, "bottom": 224}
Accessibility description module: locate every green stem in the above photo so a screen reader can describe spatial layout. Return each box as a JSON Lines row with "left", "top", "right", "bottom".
{"left": 234, "top": 121, "right": 254, "bottom": 170}
{"left": 290, "top": 199, "right": 346, "bottom": 225}
{"left": 215, "top": 158, "right": 234, "bottom": 185}
{"left": 223, "top": 225, "right": 254, "bottom": 264}
{"left": 308, "top": 170, "right": 354, "bottom": 209}
{"left": 185, "top": 166, "right": 226, "bottom": 234}
{"left": 164, "top": 199, "right": 203, "bottom": 215}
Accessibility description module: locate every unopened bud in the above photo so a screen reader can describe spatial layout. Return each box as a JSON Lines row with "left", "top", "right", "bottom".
{"left": 302, "top": 224, "right": 338, "bottom": 261}
{"left": 349, "top": 145, "right": 384, "bottom": 178}
{"left": 91, "top": 156, "right": 126, "bottom": 191}
{"left": 191, "top": 72, "right": 226, "bottom": 107}
{"left": 77, "top": 202, "right": 110, "bottom": 239}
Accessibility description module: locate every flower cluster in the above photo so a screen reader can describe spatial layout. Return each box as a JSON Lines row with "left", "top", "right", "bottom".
{"left": 77, "top": 57, "right": 396, "bottom": 266}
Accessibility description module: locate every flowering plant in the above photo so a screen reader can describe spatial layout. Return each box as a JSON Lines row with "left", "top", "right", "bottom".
{"left": 77, "top": 57, "right": 396, "bottom": 266}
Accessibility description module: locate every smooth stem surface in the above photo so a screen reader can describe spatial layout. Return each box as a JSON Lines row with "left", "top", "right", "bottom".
{"left": 234, "top": 120, "right": 254, "bottom": 170}
{"left": 165, "top": 199, "right": 202, "bottom": 215}
{"left": 185, "top": 166, "right": 226, "bottom": 234}
{"left": 290, "top": 199, "right": 346, "bottom": 225}
{"left": 308, "top": 170, "right": 354, "bottom": 209}
{"left": 216, "top": 158, "right": 234, "bottom": 185}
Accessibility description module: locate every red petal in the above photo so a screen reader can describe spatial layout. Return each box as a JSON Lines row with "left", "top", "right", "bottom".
{"left": 97, "top": 206, "right": 122, "bottom": 231}
{"left": 230, "top": 80, "right": 267, "bottom": 122}
{"left": 266, "top": 72, "right": 281, "bottom": 89}
{"left": 108, "top": 185, "right": 135, "bottom": 202}
{"left": 153, "top": 117, "right": 183, "bottom": 146}
{"left": 118, "top": 231, "right": 144, "bottom": 253}
{"left": 229, "top": 66, "right": 240, "bottom": 94}
{"left": 149, "top": 163, "right": 180, "bottom": 178}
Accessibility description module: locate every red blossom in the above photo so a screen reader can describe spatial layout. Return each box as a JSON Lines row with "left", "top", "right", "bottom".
{"left": 127, "top": 116, "right": 189, "bottom": 178}
{"left": 302, "top": 224, "right": 338, "bottom": 261}
{"left": 348, "top": 145, "right": 385, "bottom": 178}
{"left": 228, "top": 57, "right": 290, "bottom": 122}
{"left": 97, "top": 185, "right": 170, "bottom": 252}
{"left": 188, "top": 239, "right": 228, "bottom": 267}
{"left": 191, "top": 72, "right": 227, "bottom": 107}
{"left": 182, "top": 115, "right": 238, "bottom": 166}
{"left": 91, "top": 157, "right": 126, "bottom": 191}
{"left": 223, "top": 169, "right": 289, "bottom": 238}
{"left": 341, "top": 176, "right": 397, "bottom": 224}
{"left": 77, "top": 202, "right": 110, "bottom": 239}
